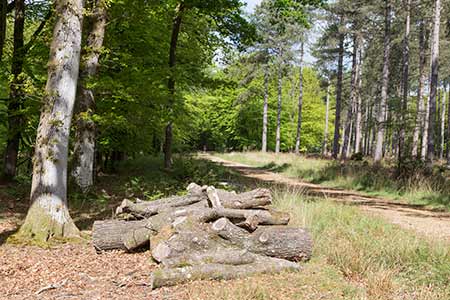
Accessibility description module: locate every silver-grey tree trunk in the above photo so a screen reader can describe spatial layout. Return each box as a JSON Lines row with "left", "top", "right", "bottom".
{"left": 426, "top": 0, "right": 441, "bottom": 165}
{"left": 17, "top": 0, "right": 84, "bottom": 242}
{"left": 342, "top": 34, "right": 359, "bottom": 159}
{"left": 412, "top": 19, "right": 428, "bottom": 158}
{"left": 275, "top": 62, "right": 282, "bottom": 154}
{"left": 354, "top": 46, "right": 363, "bottom": 154}
{"left": 322, "top": 79, "right": 330, "bottom": 156}
{"left": 374, "top": 0, "right": 392, "bottom": 163}
{"left": 332, "top": 25, "right": 344, "bottom": 159}
{"left": 72, "top": 0, "right": 107, "bottom": 192}
{"left": 262, "top": 68, "right": 269, "bottom": 152}
{"left": 398, "top": 0, "right": 410, "bottom": 166}
{"left": 440, "top": 86, "right": 446, "bottom": 159}
{"left": 294, "top": 42, "right": 304, "bottom": 155}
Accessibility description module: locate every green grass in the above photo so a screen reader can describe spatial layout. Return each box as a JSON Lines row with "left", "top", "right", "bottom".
{"left": 217, "top": 152, "right": 450, "bottom": 210}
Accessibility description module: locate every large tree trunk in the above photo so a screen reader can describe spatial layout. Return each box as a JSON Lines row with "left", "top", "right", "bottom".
{"left": 16, "top": 0, "right": 84, "bottom": 243}
{"left": 374, "top": 0, "right": 392, "bottom": 163}
{"left": 3, "top": 0, "right": 24, "bottom": 179}
{"left": 262, "top": 67, "right": 269, "bottom": 152}
{"left": 72, "top": 0, "right": 107, "bottom": 192}
{"left": 164, "top": 3, "right": 184, "bottom": 169}
{"left": 0, "top": 0, "right": 6, "bottom": 61}
{"left": 332, "top": 20, "right": 344, "bottom": 159}
{"left": 397, "top": 0, "right": 410, "bottom": 167}
{"left": 275, "top": 59, "right": 282, "bottom": 154}
{"left": 426, "top": 0, "right": 441, "bottom": 165}
{"left": 322, "top": 79, "right": 330, "bottom": 156}
{"left": 294, "top": 42, "right": 304, "bottom": 155}
{"left": 412, "top": 19, "right": 428, "bottom": 158}
{"left": 342, "top": 34, "right": 359, "bottom": 159}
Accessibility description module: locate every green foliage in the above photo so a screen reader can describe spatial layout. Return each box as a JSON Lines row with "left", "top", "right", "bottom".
{"left": 185, "top": 62, "right": 331, "bottom": 152}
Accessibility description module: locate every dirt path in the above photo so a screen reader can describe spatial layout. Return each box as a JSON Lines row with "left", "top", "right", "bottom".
{"left": 203, "top": 154, "right": 450, "bottom": 243}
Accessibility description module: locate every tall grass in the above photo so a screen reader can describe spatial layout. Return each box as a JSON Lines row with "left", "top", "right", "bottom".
{"left": 218, "top": 152, "right": 450, "bottom": 210}
{"left": 274, "top": 189, "right": 450, "bottom": 299}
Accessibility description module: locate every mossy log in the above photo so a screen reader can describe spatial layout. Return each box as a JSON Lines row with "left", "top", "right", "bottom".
{"left": 150, "top": 255, "right": 300, "bottom": 289}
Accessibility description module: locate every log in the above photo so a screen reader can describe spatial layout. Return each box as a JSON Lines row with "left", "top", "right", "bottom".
{"left": 115, "top": 188, "right": 273, "bottom": 220}
{"left": 150, "top": 255, "right": 300, "bottom": 289}
{"left": 92, "top": 219, "right": 154, "bottom": 251}
{"left": 216, "top": 188, "right": 272, "bottom": 209}
{"left": 212, "top": 218, "right": 312, "bottom": 262}
{"left": 161, "top": 249, "right": 256, "bottom": 268}
{"left": 172, "top": 207, "right": 290, "bottom": 226}
{"left": 115, "top": 193, "right": 207, "bottom": 219}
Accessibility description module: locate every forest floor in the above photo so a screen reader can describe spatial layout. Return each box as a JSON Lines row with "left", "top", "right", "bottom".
{"left": 203, "top": 153, "right": 450, "bottom": 243}
{"left": 0, "top": 155, "right": 449, "bottom": 299}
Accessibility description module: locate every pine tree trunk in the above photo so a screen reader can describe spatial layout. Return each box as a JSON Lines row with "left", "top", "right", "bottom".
{"left": 262, "top": 68, "right": 269, "bottom": 152}
{"left": 275, "top": 61, "right": 282, "bottom": 154}
{"left": 332, "top": 24, "right": 344, "bottom": 159}
{"left": 294, "top": 42, "right": 304, "bottom": 155}
{"left": 398, "top": 0, "right": 410, "bottom": 166}
{"left": 3, "top": 0, "right": 24, "bottom": 179}
{"left": 426, "top": 0, "right": 441, "bottom": 165}
{"left": 164, "top": 3, "right": 184, "bottom": 169}
{"left": 354, "top": 46, "right": 363, "bottom": 154}
{"left": 446, "top": 83, "right": 450, "bottom": 165}
{"left": 323, "top": 79, "right": 330, "bottom": 156}
{"left": 440, "top": 86, "right": 446, "bottom": 159}
{"left": 374, "top": 0, "right": 392, "bottom": 163}
{"left": 412, "top": 19, "right": 428, "bottom": 158}
{"left": 342, "top": 34, "right": 359, "bottom": 159}
{"left": 0, "top": 0, "right": 6, "bottom": 61}
{"left": 16, "top": 0, "right": 84, "bottom": 243}
{"left": 72, "top": 0, "right": 107, "bottom": 192}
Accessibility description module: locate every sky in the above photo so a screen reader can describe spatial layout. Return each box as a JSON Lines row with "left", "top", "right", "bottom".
{"left": 243, "top": 0, "right": 261, "bottom": 13}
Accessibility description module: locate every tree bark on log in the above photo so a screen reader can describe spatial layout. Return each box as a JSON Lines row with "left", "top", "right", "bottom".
{"left": 150, "top": 255, "right": 300, "bottom": 289}
{"left": 116, "top": 187, "right": 272, "bottom": 219}
{"left": 212, "top": 218, "right": 312, "bottom": 262}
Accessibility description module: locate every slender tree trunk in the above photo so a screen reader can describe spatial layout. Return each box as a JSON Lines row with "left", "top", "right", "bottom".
{"left": 440, "top": 85, "right": 446, "bottom": 159}
{"left": 16, "top": 0, "right": 84, "bottom": 243}
{"left": 354, "top": 46, "right": 363, "bottom": 154}
{"left": 322, "top": 79, "right": 330, "bottom": 156}
{"left": 3, "top": 0, "right": 24, "bottom": 179}
{"left": 342, "top": 34, "right": 359, "bottom": 159}
{"left": 446, "top": 83, "right": 450, "bottom": 165}
{"left": 294, "top": 42, "right": 304, "bottom": 155}
{"left": 374, "top": 0, "right": 392, "bottom": 163}
{"left": 426, "top": 0, "right": 441, "bottom": 165}
{"left": 398, "top": 0, "right": 411, "bottom": 166}
{"left": 332, "top": 24, "right": 344, "bottom": 159}
{"left": 262, "top": 68, "right": 269, "bottom": 152}
{"left": 275, "top": 60, "right": 282, "bottom": 154}
{"left": 164, "top": 3, "right": 184, "bottom": 169}
{"left": 0, "top": 0, "right": 6, "bottom": 61}
{"left": 412, "top": 19, "right": 428, "bottom": 158}
{"left": 72, "top": 0, "right": 107, "bottom": 192}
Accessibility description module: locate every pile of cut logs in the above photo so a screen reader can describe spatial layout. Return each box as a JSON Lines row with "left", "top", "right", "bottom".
{"left": 92, "top": 183, "right": 313, "bottom": 289}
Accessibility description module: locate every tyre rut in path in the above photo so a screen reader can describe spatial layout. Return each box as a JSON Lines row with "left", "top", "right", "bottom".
{"left": 202, "top": 154, "right": 450, "bottom": 243}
